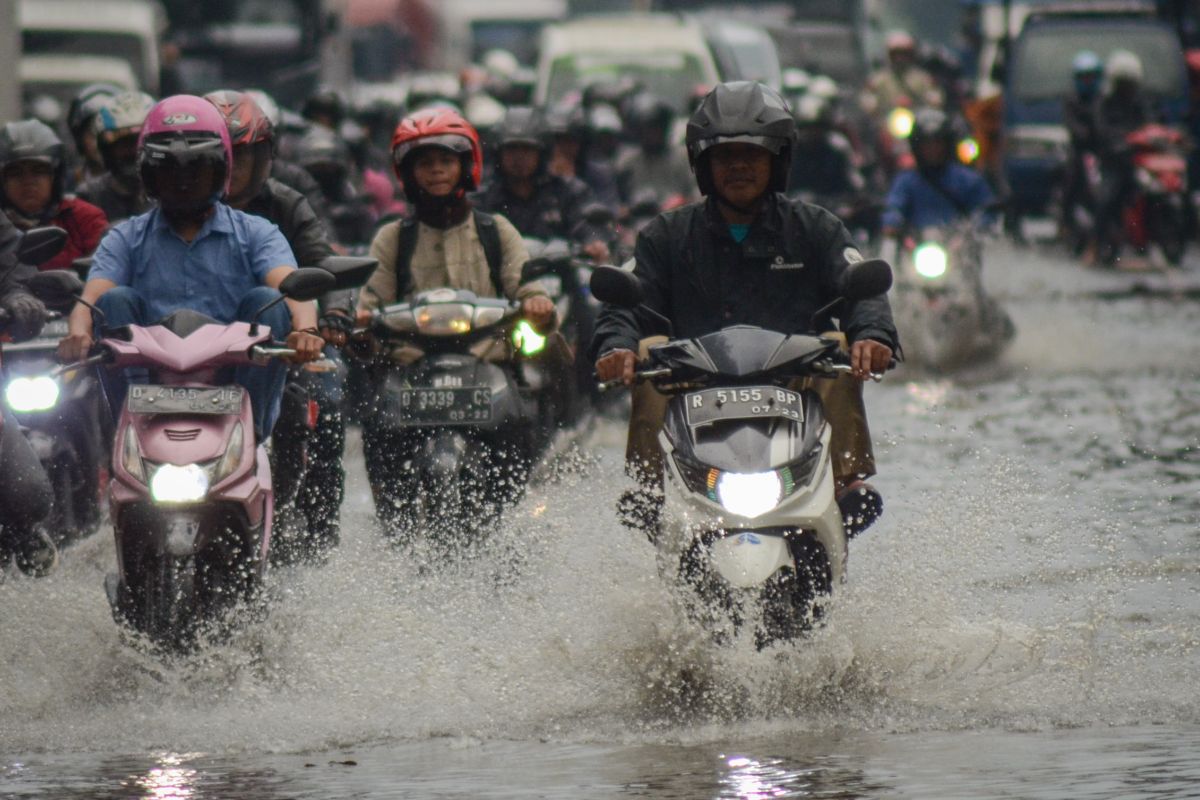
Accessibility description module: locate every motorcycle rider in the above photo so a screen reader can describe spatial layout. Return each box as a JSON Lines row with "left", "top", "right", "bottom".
{"left": 353, "top": 108, "right": 556, "bottom": 526}
{"left": 76, "top": 91, "right": 157, "bottom": 224}
{"left": 592, "top": 81, "right": 898, "bottom": 537}
{"left": 56, "top": 95, "right": 325, "bottom": 441}
{"left": 861, "top": 31, "right": 944, "bottom": 118}
{"left": 205, "top": 89, "right": 354, "bottom": 560}
{"left": 881, "top": 109, "right": 994, "bottom": 234}
{"left": 788, "top": 94, "right": 866, "bottom": 203}
{"left": 0, "top": 120, "right": 109, "bottom": 271}
{"left": 616, "top": 92, "right": 695, "bottom": 206}
{"left": 474, "top": 106, "right": 611, "bottom": 263}
{"left": 65, "top": 83, "right": 123, "bottom": 188}
{"left": 1093, "top": 50, "right": 1154, "bottom": 265}
{"left": 0, "top": 214, "right": 56, "bottom": 575}
{"left": 295, "top": 125, "right": 376, "bottom": 247}
{"left": 1061, "top": 51, "right": 1103, "bottom": 252}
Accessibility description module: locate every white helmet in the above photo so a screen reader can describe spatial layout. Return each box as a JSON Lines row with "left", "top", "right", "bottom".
{"left": 92, "top": 91, "right": 155, "bottom": 139}
{"left": 1105, "top": 49, "right": 1144, "bottom": 84}
{"left": 808, "top": 75, "right": 840, "bottom": 102}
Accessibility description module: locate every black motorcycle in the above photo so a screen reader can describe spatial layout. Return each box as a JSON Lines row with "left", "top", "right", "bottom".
{"left": 356, "top": 288, "right": 558, "bottom": 547}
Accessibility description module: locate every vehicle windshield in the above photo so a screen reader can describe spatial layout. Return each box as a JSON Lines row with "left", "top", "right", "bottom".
{"left": 770, "top": 25, "right": 865, "bottom": 85}
{"left": 22, "top": 31, "right": 147, "bottom": 88}
{"left": 545, "top": 52, "right": 708, "bottom": 113}
{"left": 1012, "top": 24, "right": 1184, "bottom": 101}
{"left": 870, "top": 0, "right": 962, "bottom": 48}
{"left": 472, "top": 20, "right": 544, "bottom": 66}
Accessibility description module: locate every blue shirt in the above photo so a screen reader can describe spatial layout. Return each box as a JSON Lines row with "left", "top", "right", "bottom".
{"left": 881, "top": 164, "right": 994, "bottom": 231}
{"left": 90, "top": 203, "right": 297, "bottom": 323}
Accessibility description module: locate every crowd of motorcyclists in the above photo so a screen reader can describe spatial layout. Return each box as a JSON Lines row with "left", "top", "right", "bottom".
{"left": 0, "top": 21, "right": 1191, "bottom": 650}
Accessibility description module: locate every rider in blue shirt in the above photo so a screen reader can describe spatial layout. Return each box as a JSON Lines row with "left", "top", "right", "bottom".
{"left": 58, "top": 95, "right": 323, "bottom": 439}
{"left": 882, "top": 109, "right": 993, "bottom": 233}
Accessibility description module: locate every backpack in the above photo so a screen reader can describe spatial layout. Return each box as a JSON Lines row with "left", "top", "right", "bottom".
{"left": 392, "top": 209, "right": 504, "bottom": 299}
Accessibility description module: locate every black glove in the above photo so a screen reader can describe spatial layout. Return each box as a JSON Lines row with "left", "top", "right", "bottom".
{"left": 318, "top": 310, "right": 354, "bottom": 335}
{"left": 1, "top": 292, "right": 46, "bottom": 341}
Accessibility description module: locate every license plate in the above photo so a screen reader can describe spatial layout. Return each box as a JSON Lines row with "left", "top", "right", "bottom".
{"left": 684, "top": 386, "right": 803, "bottom": 427}
{"left": 397, "top": 387, "right": 492, "bottom": 425}
{"left": 127, "top": 385, "right": 245, "bottom": 415}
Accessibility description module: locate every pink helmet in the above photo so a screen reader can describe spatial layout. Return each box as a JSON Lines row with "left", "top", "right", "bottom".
{"left": 137, "top": 95, "right": 234, "bottom": 209}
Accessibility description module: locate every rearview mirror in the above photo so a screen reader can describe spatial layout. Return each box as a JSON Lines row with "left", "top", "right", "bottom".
{"left": 841, "top": 258, "right": 893, "bottom": 302}
{"left": 589, "top": 265, "right": 643, "bottom": 308}
{"left": 25, "top": 269, "right": 84, "bottom": 304}
{"left": 17, "top": 227, "right": 68, "bottom": 266}
{"left": 314, "top": 256, "right": 379, "bottom": 290}
{"left": 279, "top": 267, "right": 336, "bottom": 301}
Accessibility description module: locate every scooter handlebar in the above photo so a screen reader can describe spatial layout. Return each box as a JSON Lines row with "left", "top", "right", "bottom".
{"left": 596, "top": 367, "right": 673, "bottom": 392}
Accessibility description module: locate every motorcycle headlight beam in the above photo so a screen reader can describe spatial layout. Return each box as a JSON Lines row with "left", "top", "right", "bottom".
{"left": 887, "top": 107, "right": 915, "bottom": 139}
{"left": 150, "top": 463, "right": 210, "bottom": 504}
{"left": 513, "top": 320, "right": 547, "bottom": 356}
{"left": 715, "top": 471, "right": 783, "bottom": 519}
{"left": 4, "top": 376, "right": 60, "bottom": 412}
{"left": 913, "top": 242, "right": 949, "bottom": 279}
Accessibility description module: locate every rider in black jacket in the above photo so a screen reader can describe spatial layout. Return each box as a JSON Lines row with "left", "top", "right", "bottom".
{"left": 0, "top": 213, "right": 56, "bottom": 574}
{"left": 592, "top": 81, "right": 897, "bottom": 536}
{"left": 208, "top": 90, "right": 353, "bottom": 563}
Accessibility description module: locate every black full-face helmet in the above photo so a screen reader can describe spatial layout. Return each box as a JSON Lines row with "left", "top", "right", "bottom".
{"left": 685, "top": 81, "right": 796, "bottom": 196}
{"left": 909, "top": 108, "right": 955, "bottom": 169}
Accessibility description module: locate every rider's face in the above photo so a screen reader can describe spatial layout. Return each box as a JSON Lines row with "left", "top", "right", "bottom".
{"left": 916, "top": 138, "right": 950, "bottom": 167}
{"left": 2, "top": 160, "right": 54, "bottom": 217}
{"left": 500, "top": 144, "right": 540, "bottom": 180}
{"left": 708, "top": 143, "right": 772, "bottom": 206}
{"left": 228, "top": 145, "right": 258, "bottom": 205}
{"left": 412, "top": 148, "right": 462, "bottom": 197}
{"left": 156, "top": 159, "right": 219, "bottom": 210}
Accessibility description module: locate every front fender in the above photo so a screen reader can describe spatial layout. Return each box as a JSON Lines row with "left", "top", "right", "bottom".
{"left": 710, "top": 532, "right": 793, "bottom": 589}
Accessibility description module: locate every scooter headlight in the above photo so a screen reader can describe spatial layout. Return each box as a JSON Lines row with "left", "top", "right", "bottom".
{"left": 887, "top": 107, "right": 915, "bottom": 139}
{"left": 150, "top": 463, "right": 210, "bottom": 504}
{"left": 512, "top": 320, "right": 546, "bottom": 356}
{"left": 913, "top": 242, "right": 948, "bottom": 279}
{"left": 716, "top": 471, "right": 783, "bottom": 519}
{"left": 4, "top": 376, "right": 60, "bottom": 412}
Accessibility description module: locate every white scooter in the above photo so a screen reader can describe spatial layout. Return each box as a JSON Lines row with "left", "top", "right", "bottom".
{"left": 591, "top": 260, "right": 892, "bottom": 646}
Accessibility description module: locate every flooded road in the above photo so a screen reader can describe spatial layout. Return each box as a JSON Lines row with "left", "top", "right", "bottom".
{"left": 2, "top": 241, "right": 1198, "bottom": 797}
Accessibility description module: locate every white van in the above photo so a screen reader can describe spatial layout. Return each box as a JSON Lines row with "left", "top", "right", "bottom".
{"left": 535, "top": 14, "right": 721, "bottom": 113}
{"left": 436, "top": 0, "right": 567, "bottom": 69}
{"left": 19, "top": 0, "right": 165, "bottom": 95}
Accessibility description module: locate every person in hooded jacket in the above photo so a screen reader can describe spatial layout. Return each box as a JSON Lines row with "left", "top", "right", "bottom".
{"left": 0, "top": 213, "right": 56, "bottom": 576}
{"left": 76, "top": 91, "right": 157, "bottom": 224}
{"left": 592, "top": 81, "right": 897, "bottom": 539}
{"left": 0, "top": 120, "right": 109, "bottom": 271}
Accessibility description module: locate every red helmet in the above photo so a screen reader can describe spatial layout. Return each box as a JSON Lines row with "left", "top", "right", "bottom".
{"left": 203, "top": 89, "right": 274, "bottom": 147}
{"left": 390, "top": 108, "right": 483, "bottom": 199}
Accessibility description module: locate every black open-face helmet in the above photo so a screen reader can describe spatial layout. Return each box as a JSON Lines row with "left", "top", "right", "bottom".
{"left": 0, "top": 119, "right": 68, "bottom": 208}
{"left": 685, "top": 81, "right": 796, "bottom": 196}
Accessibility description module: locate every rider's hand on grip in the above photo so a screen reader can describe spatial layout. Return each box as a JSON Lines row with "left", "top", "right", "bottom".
{"left": 850, "top": 339, "right": 893, "bottom": 380}
{"left": 57, "top": 330, "right": 94, "bottom": 364}
{"left": 521, "top": 295, "right": 556, "bottom": 333}
{"left": 595, "top": 348, "right": 638, "bottom": 387}
{"left": 285, "top": 329, "right": 325, "bottom": 364}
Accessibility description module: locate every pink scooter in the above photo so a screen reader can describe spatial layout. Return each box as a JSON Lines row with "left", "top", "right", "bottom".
{"left": 56, "top": 259, "right": 375, "bottom": 650}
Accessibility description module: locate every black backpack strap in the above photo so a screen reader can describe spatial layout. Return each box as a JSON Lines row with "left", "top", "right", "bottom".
{"left": 392, "top": 217, "right": 419, "bottom": 299}
{"left": 472, "top": 209, "right": 505, "bottom": 297}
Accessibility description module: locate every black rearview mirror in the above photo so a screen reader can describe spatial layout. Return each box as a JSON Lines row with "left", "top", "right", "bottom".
{"left": 590, "top": 265, "right": 643, "bottom": 308}
{"left": 279, "top": 267, "right": 336, "bottom": 301}
{"left": 841, "top": 258, "right": 893, "bottom": 302}
{"left": 17, "top": 226, "right": 68, "bottom": 266}
{"left": 314, "top": 256, "right": 379, "bottom": 290}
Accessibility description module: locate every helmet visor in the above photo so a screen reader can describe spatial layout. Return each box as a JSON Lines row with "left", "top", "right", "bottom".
{"left": 691, "top": 134, "right": 788, "bottom": 159}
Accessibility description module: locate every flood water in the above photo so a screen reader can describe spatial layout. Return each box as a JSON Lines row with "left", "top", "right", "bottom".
{"left": 2, "top": 241, "right": 1198, "bottom": 798}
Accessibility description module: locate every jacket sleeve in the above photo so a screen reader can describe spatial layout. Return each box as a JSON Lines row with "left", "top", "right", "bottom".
{"left": 282, "top": 192, "right": 350, "bottom": 315}
{"left": 812, "top": 206, "right": 899, "bottom": 352}
{"left": 493, "top": 214, "right": 543, "bottom": 301}
{"left": 358, "top": 221, "right": 400, "bottom": 313}
{"left": 881, "top": 172, "right": 912, "bottom": 230}
{"left": 588, "top": 213, "right": 672, "bottom": 361}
